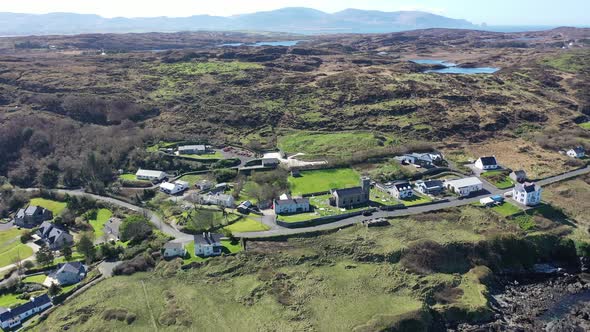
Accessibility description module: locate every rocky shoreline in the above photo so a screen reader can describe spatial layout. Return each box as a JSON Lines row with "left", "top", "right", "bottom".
{"left": 453, "top": 272, "right": 590, "bottom": 332}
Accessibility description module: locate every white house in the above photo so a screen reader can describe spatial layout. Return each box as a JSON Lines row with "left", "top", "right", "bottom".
{"left": 375, "top": 182, "right": 413, "bottom": 199}
{"left": 43, "top": 262, "right": 87, "bottom": 287}
{"left": 159, "top": 180, "right": 189, "bottom": 195}
{"left": 394, "top": 152, "right": 442, "bottom": 167}
{"left": 177, "top": 145, "right": 207, "bottom": 155}
{"left": 201, "top": 193, "right": 235, "bottom": 208}
{"left": 163, "top": 241, "right": 187, "bottom": 258}
{"left": 0, "top": 294, "right": 52, "bottom": 329}
{"left": 445, "top": 177, "right": 484, "bottom": 197}
{"left": 566, "top": 146, "right": 586, "bottom": 159}
{"left": 513, "top": 182, "right": 542, "bottom": 206}
{"left": 274, "top": 197, "right": 310, "bottom": 214}
{"left": 474, "top": 156, "right": 499, "bottom": 170}
{"left": 135, "top": 169, "right": 166, "bottom": 181}
{"left": 194, "top": 233, "right": 223, "bottom": 257}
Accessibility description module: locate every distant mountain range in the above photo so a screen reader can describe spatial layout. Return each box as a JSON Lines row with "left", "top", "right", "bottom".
{"left": 0, "top": 7, "right": 478, "bottom": 36}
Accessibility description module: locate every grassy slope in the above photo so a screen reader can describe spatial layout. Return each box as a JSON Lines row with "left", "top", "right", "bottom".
{"left": 176, "top": 174, "right": 205, "bottom": 186}
{"left": 0, "top": 228, "right": 34, "bottom": 268}
{"left": 543, "top": 177, "right": 590, "bottom": 244}
{"left": 278, "top": 131, "right": 387, "bottom": 157}
{"left": 35, "top": 207, "right": 507, "bottom": 331}
{"left": 29, "top": 198, "right": 67, "bottom": 215}
{"left": 288, "top": 168, "right": 360, "bottom": 196}
{"left": 89, "top": 209, "right": 113, "bottom": 239}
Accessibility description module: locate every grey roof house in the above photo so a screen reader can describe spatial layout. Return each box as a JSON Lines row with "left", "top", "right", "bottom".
{"left": 415, "top": 180, "right": 444, "bottom": 195}
{"left": 509, "top": 170, "right": 527, "bottom": 183}
{"left": 103, "top": 217, "right": 122, "bottom": 241}
{"left": 194, "top": 233, "right": 224, "bottom": 257}
{"left": 13, "top": 205, "right": 53, "bottom": 228}
{"left": 44, "top": 262, "right": 87, "bottom": 287}
{"left": 36, "top": 221, "right": 74, "bottom": 250}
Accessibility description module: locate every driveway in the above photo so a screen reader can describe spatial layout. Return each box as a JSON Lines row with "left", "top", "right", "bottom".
{"left": 0, "top": 221, "right": 14, "bottom": 231}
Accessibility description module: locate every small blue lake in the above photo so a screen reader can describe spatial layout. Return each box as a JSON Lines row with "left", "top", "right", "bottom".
{"left": 411, "top": 59, "right": 456, "bottom": 66}
{"left": 411, "top": 59, "right": 499, "bottom": 74}
{"left": 221, "top": 40, "right": 304, "bottom": 47}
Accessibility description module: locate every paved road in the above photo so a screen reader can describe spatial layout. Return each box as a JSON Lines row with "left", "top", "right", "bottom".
{"left": 235, "top": 165, "right": 590, "bottom": 238}
{"left": 20, "top": 165, "right": 589, "bottom": 241}
{"left": 26, "top": 189, "right": 193, "bottom": 242}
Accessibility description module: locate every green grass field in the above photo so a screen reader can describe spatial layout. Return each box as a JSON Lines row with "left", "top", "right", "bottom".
{"left": 22, "top": 274, "right": 47, "bottom": 284}
{"left": 491, "top": 202, "right": 522, "bottom": 217}
{"left": 580, "top": 122, "right": 590, "bottom": 130}
{"left": 0, "top": 228, "right": 34, "bottom": 268}
{"left": 288, "top": 168, "right": 360, "bottom": 195}
{"left": 0, "top": 293, "right": 27, "bottom": 308}
{"left": 29, "top": 198, "right": 67, "bottom": 215}
{"left": 223, "top": 218, "right": 270, "bottom": 233}
{"left": 278, "top": 131, "right": 388, "bottom": 157}
{"left": 89, "top": 209, "right": 113, "bottom": 239}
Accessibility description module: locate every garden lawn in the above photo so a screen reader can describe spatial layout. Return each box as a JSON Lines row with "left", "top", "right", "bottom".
{"left": 223, "top": 218, "right": 270, "bottom": 233}
{"left": 54, "top": 251, "right": 85, "bottom": 264}
{"left": 89, "top": 209, "right": 113, "bottom": 239}
{"left": 22, "top": 274, "right": 47, "bottom": 284}
{"left": 29, "top": 198, "right": 67, "bottom": 215}
{"left": 181, "top": 151, "right": 223, "bottom": 160}
{"left": 481, "top": 170, "right": 514, "bottom": 189}
{"left": 176, "top": 174, "right": 205, "bottom": 187}
{"left": 0, "top": 228, "right": 34, "bottom": 268}
{"left": 288, "top": 168, "right": 360, "bottom": 196}
{"left": 0, "top": 293, "right": 27, "bottom": 308}
{"left": 400, "top": 194, "right": 432, "bottom": 207}
{"left": 119, "top": 173, "right": 138, "bottom": 181}
{"left": 491, "top": 202, "right": 522, "bottom": 217}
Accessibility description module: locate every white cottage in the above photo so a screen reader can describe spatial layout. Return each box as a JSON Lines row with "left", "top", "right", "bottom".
{"left": 274, "top": 197, "right": 310, "bottom": 214}
{"left": 513, "top": 182, "right": 542, "bottom": 206}
{"left": 163, "top": 241, "right": 187, "bottom": 258}
{"left": 194, "top": 233, "right": 223, "bottom": 257}
{"left": 566, "top": 146, "right": 586, "bottom": 159}
{"left": 0, "top": 294, "right": 52, "bottom": 329}
{"left": 445, "top": 177, "right": 483, "bottom": 197}
{"left": 159, "top": 180, "right": 189, "bottom": 195}
{"left": 135, "top": 169, "right": 166, "bottom": 181}
{"left": 474, "top": 156, "right": 499, "bottom": 170}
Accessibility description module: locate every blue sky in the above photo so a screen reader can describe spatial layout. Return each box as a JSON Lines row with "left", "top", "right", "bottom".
{"left": 1, "top": 0, "right": 588, "bottom": 26}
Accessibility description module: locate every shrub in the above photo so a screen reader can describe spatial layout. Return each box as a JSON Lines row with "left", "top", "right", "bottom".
{"left": 113, "top": 254, "right": 155, "bottom": 276}
{"left": 120, "top": 215, "right": 153, "bottom": 242}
